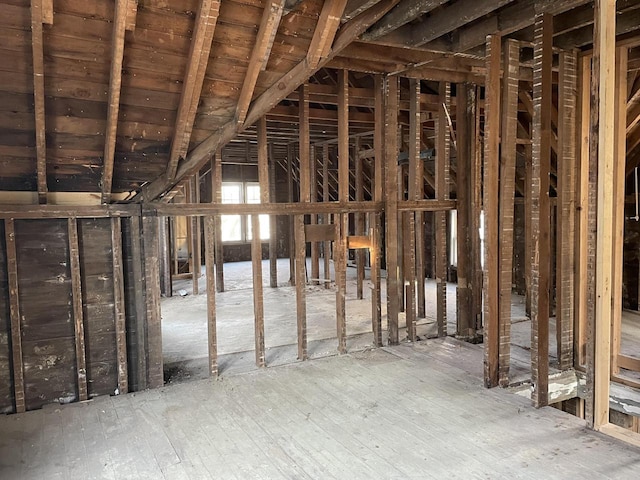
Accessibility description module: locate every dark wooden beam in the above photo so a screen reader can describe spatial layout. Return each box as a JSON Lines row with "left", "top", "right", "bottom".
{"left": 530, "top": 13, "right": 553, "bottom": 408}
{"left": 362, "top": 0, "right": 448, "bottom": 41}
{"left": 68, "top": 218, "right": 88, "bottom": 401}
{"left": 101, "top": 0, "right": 131, "bottom": 204}
{"left": 165, "top": 0, "right": 220, "bottom": 181}
{"left": 111, "top": 217, "right": 128, "bottom": 394}
{"left": 483, "top": 35, "right": 501, "bottom": 389}
{"left": 30, "top": 0, "right": 48, "bottom": 203}
{"left": 235, "top": 0, "right": 285, "bottom": 124}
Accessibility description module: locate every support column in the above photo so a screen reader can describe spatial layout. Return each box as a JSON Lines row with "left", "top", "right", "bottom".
{"left": 269, "top": 143, "right": 278, "bottom": 288}
{"left": 531, "top": 14, "right": 553, "bottom": 407}
{"left": 483, "top": 35, "right": 501, "bottom": 388}
{"left": 436, "top": 81, "right": 450, "bottom": 338}
{"left": 498, "top": 40, "right": 520, "bottom": 386}
{"left": 204, "top": 216, "right": 218, "bottom": 376}
{"left": 385, "top": 75, "right": 400, "bottom": 345}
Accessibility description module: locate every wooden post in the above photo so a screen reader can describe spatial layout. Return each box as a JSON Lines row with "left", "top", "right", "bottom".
{"left": 269, "top": 144, "right": 278, "bottom": 288}
{"left": 531, "top": 14, "right": 553, "bottom": 407}
{"left": 355, "top": 137, "right": 365, "bottom": 300}
{"left": 299, "top": 83, "right": 311, "bottom": 203}
{"left": 142, "top": 216, "right": 163, "bottom": 389}
{"left": 5, "top": 219, "right": 25, "bottom": 413}
{"left": 68, "top": 218, "right": 88, "bottom": 401}
{"left": 385, "top": 75, "right": 400, "bottom": 345}
{"left": 576, "top": 55, "right": 591, "bottom": 370}
{"left": 323, "top": 145, "right": 331, "bottom": 289}
{"left": 498, "top": 40, "right": 520, "bottom": 387}
{"left": 371, "top": 212, "right": 383, "bottom": 347}
{"left": 129, "top": 216, "right": 147, "bottom": 391}
{"left": 190, "top": 175, "right": 201, "bottom": 295}
{"left": 158, "top": 216, "right": 172, "bottom": 297}
{"left": 111, "top": 217, "right": 128, "bottom": 394}
{"left": 311, "top": 146, "right": 320, "bottom": 285}
{"left": 610, "top": 47, "right": 628, "bottom": 377}
{"left": 483, "top": 35, "right": 501, "bottom": 388}
{"left": 288, "top": 144, "right": 296, "bottom": 285}
{"left": 594, "top": 0, "right": 617, "bottom": 431}
{"left": 204, "top": 216, "right": 218, "bottom": 376}
{"left": 336, "top": 213, "right": 347, "bottom": 353}
{"left": 411, "top": 78, "right": 425, "bottom": 319}
{"left": 295, "top": 215, "right": 307, "bottom": 360}
{"left": 251, "top": 214, "right": 266, "bottom": 367}
{"left": 557, "top": 49, "right": 579, "bottom": 371}
{"left": 338, "top": 69, "right": 349, "bottom": 203}
{"left": 213, "top": 153, "right": 224, "bottom": 292}
{"left": 436, "top": 81, "right": 450, "bottom": 338}
{"left": 471, "top": 85, "right": 483, "bottom": 332}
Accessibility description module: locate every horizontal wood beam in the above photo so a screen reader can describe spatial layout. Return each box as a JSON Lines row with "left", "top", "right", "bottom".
{"left": 0, "top": 204, "right": 141, "bottom": 219}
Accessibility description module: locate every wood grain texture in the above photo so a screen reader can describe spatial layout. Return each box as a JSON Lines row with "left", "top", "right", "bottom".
{"left": 384, "top": 75, "right": 399, "bottom": 345}
{"left": 142, "top": 216, "right": 163, "bottom": 389}
{"left": 497, "top": 40, "right": 520, "bottom": 387}
{"left": 530, "top": 14, "right": 553, "bottom": 408}
{"left": 251, "top": 214, "right": 266, "bottom": 367}
{"left": 111, "top": 217, "right": 128, "bottom": 394}
{"left": 30, "top": 0, "right": 48, "bottom": 203}
{"left": 295, "top": 214, "right": 307, "bottom": 360}
{"left": 482, "top": 35, "right": 501, "bottom": 388}
{"left": 204, "top": 215, "right": 218, "bottom": 376}
{"left": 68, "top": 218, "right": 88, "bottom": 401}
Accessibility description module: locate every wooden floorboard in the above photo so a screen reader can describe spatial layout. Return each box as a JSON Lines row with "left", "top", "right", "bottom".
{"left": 1, "top": 339, "right": 640, "bottom": 479}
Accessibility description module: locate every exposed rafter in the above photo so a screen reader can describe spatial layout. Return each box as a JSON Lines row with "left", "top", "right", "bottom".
{"left": 164, "top": 0, "right": 221, "bottom": 183}
{"left": 235, "top": 0, "right": 286, "bottom": 125}
{"left": 362, "top": 0, "right": 448, "bottom": 41}
{"left": 306, "top": 0, "right": 350, "bottom": 69}
{"left": 101, "top": 0, "right": 135, "bottom": 204}
{"left": 30, "top": 0, "right": 51, "bottom": 204}
{"left": 142, "top": 0, "right": 400, "bottom": 201}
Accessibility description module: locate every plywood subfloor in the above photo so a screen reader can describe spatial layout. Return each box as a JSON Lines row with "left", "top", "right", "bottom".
{"left": 1, "top": 338, "right": 639, "bottom": 479}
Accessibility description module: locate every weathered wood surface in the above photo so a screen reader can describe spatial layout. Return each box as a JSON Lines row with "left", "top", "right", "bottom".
{"left": 0, "top": 221, "right": 14, "bottom": 413}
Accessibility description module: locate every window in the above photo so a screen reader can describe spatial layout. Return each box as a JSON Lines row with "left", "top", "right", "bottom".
{"left": 220, "top": 182, "right": 270, "bottom": 242}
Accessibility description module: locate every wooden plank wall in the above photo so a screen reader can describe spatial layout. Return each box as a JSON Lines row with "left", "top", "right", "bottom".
{"left": 14, "top": 219, "right": 76, "bottom": 410}
{"left": 0, "top": 215, "right": 161, "bottom": 412}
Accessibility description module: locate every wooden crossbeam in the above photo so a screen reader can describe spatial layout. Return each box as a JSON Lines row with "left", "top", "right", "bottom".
{"left": 307, "top": 0, "right": 349, "bottom": 69}
{"left": 101, "top": 0, "right": 133, "bottom": 204}
{"left": 165, "top": 0, "right": 220, "bottom": 181}
{"left": 30, "top": 0, "right": 48, "bottom": 204}
{"left": 142, "top": 0, "right": 400, "bottom": 201}
{"left": 235, "top": 0, "right": 286, "bottom": 125}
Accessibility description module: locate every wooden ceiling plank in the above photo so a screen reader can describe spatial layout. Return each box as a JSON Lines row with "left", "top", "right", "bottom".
{"left": 402, "top": 0, "right": 517, "bottom": 48}
{"left": 164, "top": 0, "right": 220, "bottom": 182}
{"left": 307, "top": 0, "right": 350, "bottom": 69}
{"left": 141, "top": 0, "right": 400, "bottom": 201}
{"left": 362, "top": 0, "right": 448, "bottom": 41}
{"left": 31, "top": 0, "right": 48, "bottom": 204}
{"left": 235, "top": 0, "right": 286, "bottom": 125}
{"left": 100, "top": 0, "right": 131, "bottom": 204}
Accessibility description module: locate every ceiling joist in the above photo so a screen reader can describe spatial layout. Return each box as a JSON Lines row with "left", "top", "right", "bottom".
{"left": 306, "top": 0, "right": 350, "bottom": 69}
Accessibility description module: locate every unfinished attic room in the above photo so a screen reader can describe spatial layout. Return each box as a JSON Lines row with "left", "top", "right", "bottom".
{"left": 4, "top": 0, "right": 640, "bottom": 477}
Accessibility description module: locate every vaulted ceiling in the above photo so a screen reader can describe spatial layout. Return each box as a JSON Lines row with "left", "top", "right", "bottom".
{"left": 1, "top": 0, "right": 640, "bottom": 204}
